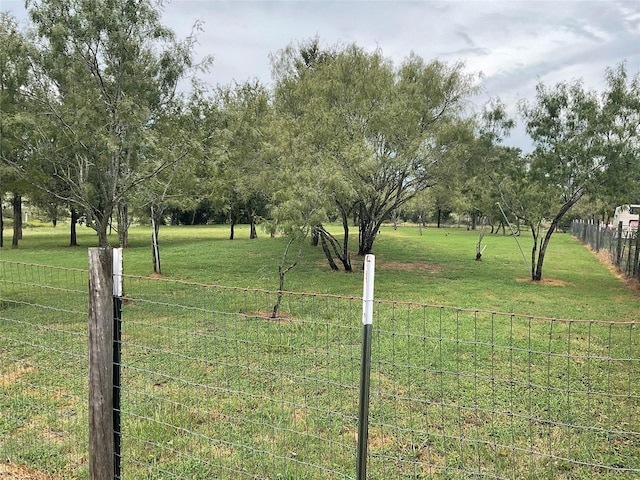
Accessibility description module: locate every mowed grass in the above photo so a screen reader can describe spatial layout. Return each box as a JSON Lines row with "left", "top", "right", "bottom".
{"left": 1, "top": 223, "right": 639, "bottom": 479}
{"left": 1, "top": 222, "right": 639, "bottom": 320}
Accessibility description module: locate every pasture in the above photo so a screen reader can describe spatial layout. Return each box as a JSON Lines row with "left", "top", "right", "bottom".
{"left": 1, "top": 224, "right": 638, "bottom": 479}
{"left": 2, "top": 222, "right": 639, "bottom": 320}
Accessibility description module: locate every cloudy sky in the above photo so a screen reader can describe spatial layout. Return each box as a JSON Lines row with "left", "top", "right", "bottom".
{"left": 3, "top": 0, "right": 639, "bottom": 150}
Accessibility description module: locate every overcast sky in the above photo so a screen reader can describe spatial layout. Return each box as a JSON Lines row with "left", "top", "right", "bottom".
{"left": 3, "top": 0, "right": 639, "bottom": 151}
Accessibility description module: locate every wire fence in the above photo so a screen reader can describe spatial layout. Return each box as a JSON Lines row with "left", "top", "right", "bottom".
{"left": 571, "top": 220, "right": 640, "bottom": 280}
{"left": 1, "top": 258, "right": 639, "bottom": 479}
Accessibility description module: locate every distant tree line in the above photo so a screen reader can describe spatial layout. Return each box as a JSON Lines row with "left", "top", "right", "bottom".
{"left": 1, "top": 0, "right": 638, "bottom": 281}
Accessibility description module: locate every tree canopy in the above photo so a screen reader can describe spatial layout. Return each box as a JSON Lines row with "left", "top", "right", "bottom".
{"left": 10, "top": 0, "right": 207, "bottom": 246}
{"left": 1, "top": 6, "right": 638, "bottom": 284}
{"left": 271, "top": 39, "right": 478, "bottom": 268}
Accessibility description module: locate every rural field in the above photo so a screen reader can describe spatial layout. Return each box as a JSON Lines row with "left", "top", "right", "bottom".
{"left": 2, "top": 222, "right": 640, "bottom": 320}
{"left": 1, "top": 223, "right": 638, "bottom": 479}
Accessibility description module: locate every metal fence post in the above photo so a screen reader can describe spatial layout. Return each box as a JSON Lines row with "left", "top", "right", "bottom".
{"left": 629, "top": 230, "right": 640, "bottom": 277}
{"left": 356, "top": 254, "right": 375, "bottom": 480}
{"left": 112, "top": 248, "right": 123, "bottom": 480}
{"left": 88, "top": 248, "right": 115, "bottom": 480}
{"left": 616, "top": 221, "right": 623, "bottom": 268}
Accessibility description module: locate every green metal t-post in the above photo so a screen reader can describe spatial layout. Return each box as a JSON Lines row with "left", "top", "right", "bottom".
{"left": 112, "top": 248, "right": 123, "bottom": 480}
{"left": 356, "top": 254, "right": 375, "bottom": 480}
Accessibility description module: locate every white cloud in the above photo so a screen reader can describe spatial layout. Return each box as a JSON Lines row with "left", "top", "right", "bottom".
{"left": 2, "top": 0, "right": 639, "bottom": 151}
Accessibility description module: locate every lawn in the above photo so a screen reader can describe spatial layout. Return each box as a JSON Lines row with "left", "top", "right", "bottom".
{"left": 2, "top": 222, "right": 639, "bottom": 320}
{"left": 0, "top": 223, "right": 638, "bottom": 479}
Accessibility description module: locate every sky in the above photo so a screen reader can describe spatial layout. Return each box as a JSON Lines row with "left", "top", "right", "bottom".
{"left": 3, "top": 0, "right": 639, "bottom": 151}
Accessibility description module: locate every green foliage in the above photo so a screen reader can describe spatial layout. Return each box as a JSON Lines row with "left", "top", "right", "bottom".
{"left": 1, "top": 225, "right": 639, "bottom": 479}
{"left": 20, "top": 0, "right": 208, "bottom": 246}
{"left": 496, "top": 63, "right": 640, "bottom": 280}
{"left": 0, "top": 13, "right": 35, "bottom": 198}
{"left": 271, "top": 39, "right": 479, "bottom": 260}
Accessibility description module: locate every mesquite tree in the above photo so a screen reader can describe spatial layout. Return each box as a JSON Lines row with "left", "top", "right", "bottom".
{"left": 516, "top": 63, "right": 639, "bottom": 281}
{"left": 272, "top": 39, "right": 476, "bottom": 265}
{"left": 24, "top": 0, "right": 205, "bottom": 246}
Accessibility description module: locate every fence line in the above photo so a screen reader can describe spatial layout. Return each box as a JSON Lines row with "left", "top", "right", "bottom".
{"left": 1, "top": 258, "right": 639, "bottom": 479}
{"left": 571, "top": 220, "right": 640, "bottom": 280}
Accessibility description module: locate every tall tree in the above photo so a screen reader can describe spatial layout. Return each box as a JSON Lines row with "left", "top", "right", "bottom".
{"left": 22, "top": 0, "right": 206, "bottom": 246}
{"left": 0, "top": 13, "right": 36, "bottom": 248}
{"left": 515, "top": 63, "right": 639, "bottom": 281}
{"left": 272, "top": 40, "right": 477, "bottom": 267}
{"left": 216, "top": 80, "right": 272, "bottom": 240}
{"left": 599, "top": 64, "right": 640, "bottom": 206}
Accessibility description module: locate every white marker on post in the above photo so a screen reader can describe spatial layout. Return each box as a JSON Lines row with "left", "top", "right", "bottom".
{"left": 113, "top": 247, "right": 123, "bottom": 298}
{"left": 362, "top": 254, "right": 375, "bottom": 325}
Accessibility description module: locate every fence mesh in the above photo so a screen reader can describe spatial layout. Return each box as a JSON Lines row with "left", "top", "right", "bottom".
{"left": 1, "top": 260, "right": 638, "bottom": 479}
{"left": 0, "top": 261, "right": 89, "bottom": 479}
{"left": 571, "top": 220, "right": 640, "bottom": 279}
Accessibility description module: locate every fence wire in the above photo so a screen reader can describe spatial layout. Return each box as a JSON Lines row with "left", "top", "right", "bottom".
{"left": 1, "top": 260, "right": 638, "bottom": 479}
{"left": 0, "top": 261, "right": 89, "bottom": 479}
{"left": 571, "top": 220, "right": 640, "bottom": 279}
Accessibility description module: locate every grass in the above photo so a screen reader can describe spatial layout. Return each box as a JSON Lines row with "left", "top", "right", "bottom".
{"left": 1, "top": 223, "right": 639, "bottom": 479}
{"left": 1, "top": 222, "right": 639, "bottom": 320}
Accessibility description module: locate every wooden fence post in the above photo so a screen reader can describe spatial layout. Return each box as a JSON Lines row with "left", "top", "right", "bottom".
{"left": 88, "top": 248, "right": 115, "bottom": 480}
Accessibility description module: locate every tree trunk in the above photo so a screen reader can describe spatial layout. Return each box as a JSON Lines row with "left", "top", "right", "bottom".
{"left": 12, "top": 195, "right": 22, "bottom": 248}
{"left": 94, "top": 210, "right": 110, "bottom": 247}
{"left": 437, "top": 208, "right": 442, "bottom": 228}
{"left": 249, "top": 212, "right": 258, "bottom": 239}
{"left": 320, "top": 234, "right": 339, "bottom": 271}
{"left": 97, "top": 226, "right": 109, "bottom": 248}
{"left": 340, "top": 211, "right": 352, "bottom": 271}
{"left": 532, "top": 195, "right": 582, "bottom": 281}
{"left": 311, "top": 225, "right": 320, "bottom": 246}
{"left": 151, "top": 206, "right": 162, "bottom": 275}
{"left": 357, "top": 216, "right": 379, "bottom": 256}
{"left": 117, "top": 203, "right": 129, "bottom": 248}
{"left": 0, "top": 194, "right": 4, "bottom": 248}
{"left": 316, "top": 223, "right": 351, "bottom": 272}
{"left": 476, "top": 219, "right": 486, "bottom": 261}
{"left": 229, "top": 211, "right": 236, "bottom": 240}
{"left": 70, "top": 207, "right": 79, "bottom": 247}
{"left": 272, "top": 238, "right": 303, "bottom": 318}
{"left": 530, "top": 225, "right": 539, "bottom": 280}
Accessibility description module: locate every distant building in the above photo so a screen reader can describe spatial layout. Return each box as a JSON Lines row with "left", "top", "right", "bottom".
{"left": 612, "top": 205, "right": 640, "bottom": 236}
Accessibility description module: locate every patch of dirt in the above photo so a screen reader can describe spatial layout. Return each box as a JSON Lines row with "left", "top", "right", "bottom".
{"left": 0, "top": 463, "right": 60, "bottom": 479}
{"left": 250, "top": 310, "right": 297, "bottom": 324}
{"left": 0, "top": 365, "right": 35, "bottom": 388}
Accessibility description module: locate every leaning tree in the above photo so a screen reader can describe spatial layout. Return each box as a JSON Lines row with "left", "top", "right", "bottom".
{"left": 514, "top": 63, "right": 640, "bottom": 281}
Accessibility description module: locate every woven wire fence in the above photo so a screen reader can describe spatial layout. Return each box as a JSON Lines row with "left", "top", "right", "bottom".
{"left": 571, "top": 220, "right": 640, "bottom": 279}
{"left": 0, "top": 261, "right": 89, "bottom": 479}
{"left": 1, "top": 260, "right": 639, "bottom": 479}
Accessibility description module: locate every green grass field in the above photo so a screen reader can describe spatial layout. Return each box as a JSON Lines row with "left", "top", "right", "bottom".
{"left": 2, "top": 222, "right": 639, "bottom": 320}
{"left": 1, "top": 223, "right": 638, "bottom": 479}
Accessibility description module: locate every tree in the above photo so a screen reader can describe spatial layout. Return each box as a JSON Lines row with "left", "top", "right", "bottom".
{"left": 22, "top": 0, "right": 207, "bottom": 247}
{"left": 515, "top": 63, "right": 639, "bottom": 281}
{"left": 271, "top": 39, "right": 477, "bottom": 267}
{"left": 215, "top": 80, "right": 272, "bottom": 240}
{"left": 598, "top": 64, "right": 640, "bottom": 206}
{"left": 0, "top": 13, "right": 36, "bottom": 248}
